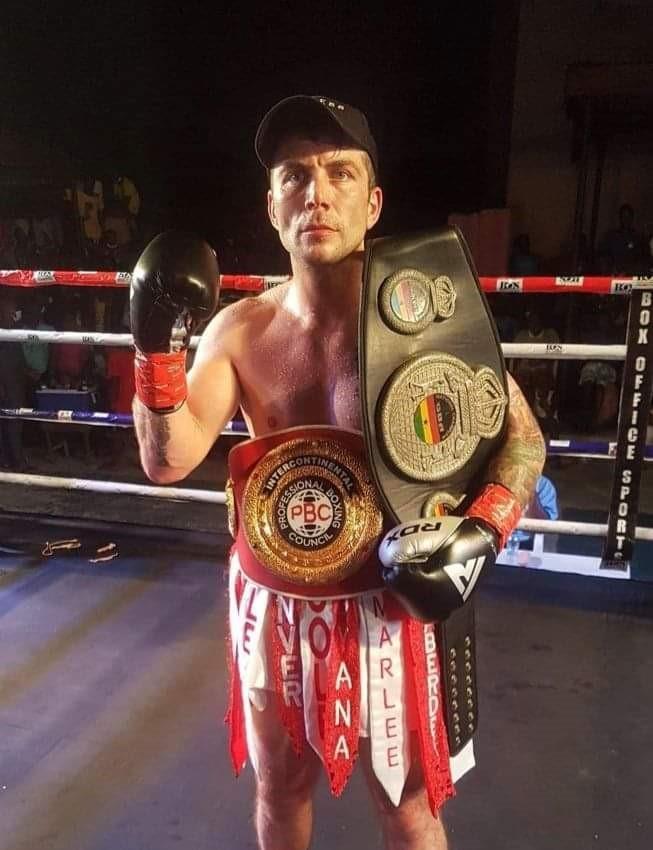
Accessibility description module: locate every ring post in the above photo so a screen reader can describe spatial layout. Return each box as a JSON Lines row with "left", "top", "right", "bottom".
{"left": 602, "top": 281, "right": 653, "bottom": 569}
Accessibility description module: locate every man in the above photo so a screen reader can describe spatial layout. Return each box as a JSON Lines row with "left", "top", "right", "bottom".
{"left": 507, "top": 474, "right": 559, "bottom": 555}
{"left": 598, "top": 203, "right": 647, "bottom": 276}
{"left": 132, "top": 96, "right": 545, "bottom": 850}
{"left": 21, "top": 297, "right": 53, "bottom": 394}
{"left": 511, "top": 309, "right": 560, "bottom": 438}
{"left": 74, "top": 177, "right": 104, "bottom": 260}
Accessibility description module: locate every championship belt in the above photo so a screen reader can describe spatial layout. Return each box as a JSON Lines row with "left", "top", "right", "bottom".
{"left": 228, "top": 426, "right": 384, "bottom": 593}
{"left": 359, "top": 226, "right": 508, "bottom": 755}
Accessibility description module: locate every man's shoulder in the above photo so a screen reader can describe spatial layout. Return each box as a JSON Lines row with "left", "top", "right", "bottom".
{"left": 218, "top": 286, "right": 285, "bottom": 326}
{"left": 201, "top": 286, "right": 287, "bottom": 347}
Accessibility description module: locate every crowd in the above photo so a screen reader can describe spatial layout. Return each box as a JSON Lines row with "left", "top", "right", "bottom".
{"left": 0, "top": 175, "right": 143, "bottom": 274}
{"left": 497, "top": 201, "right": 653, "bottom": 441}
{"left": 0, "top": 287, "right": 133, "bottom": 471}
{"left": 508, "top": 203, "right": 653, "bottom": 279}
{"left": 493, "top": 295, "right": 627, "bottom": 443}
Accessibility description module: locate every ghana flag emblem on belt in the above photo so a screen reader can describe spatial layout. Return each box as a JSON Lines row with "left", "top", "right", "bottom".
{"left": 413, "top": 394, "right": 453, "bottom": 445}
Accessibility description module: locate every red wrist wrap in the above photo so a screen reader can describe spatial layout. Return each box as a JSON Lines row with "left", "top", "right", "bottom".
{"left": 465, "top": 483, "right": 522, "bottom": 552}
{"left": 134, "top": 349, "right": 187, "bottom": 412}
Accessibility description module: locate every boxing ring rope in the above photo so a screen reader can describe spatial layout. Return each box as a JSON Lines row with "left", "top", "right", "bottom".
{"left": 0, "top": 461, "right": 651, "bottom": 544}
{"left": 0, "top": 408, "right": 250, "bottom": 435}
{"left": 0, "top": 407, "right": 653, "bottom": 461}
{"left": 3, "top": 408, "right": 647, "bottom": 463}
{"left": 517, "top": 518, "right": 653, "bottom": 541}
{"left": 0, "top": 328, "right": 630, "bottom": 362}
{"left": 0, "top": 268, "right": 650, "bottom": 294}
{"left": 0, "top": 466, "right": 652, "bottom": 551}
{"left": 1, "top": 269, "right": 652, "bottom": 578}
{"left": 0, "top": 470, "right": 226, "bottom": 503}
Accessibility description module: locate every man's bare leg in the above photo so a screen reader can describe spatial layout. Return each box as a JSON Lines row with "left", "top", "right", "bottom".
{"left": 250, "top": 692, "right": 322, "bottom": 850}
{"left": 359, "top": 736, "right": 449, "bottom": 850}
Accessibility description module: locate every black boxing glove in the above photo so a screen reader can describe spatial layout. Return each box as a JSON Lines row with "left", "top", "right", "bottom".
{"left": 131, "top": 231, "right": 219, "bottom": 412}
{"left": 379, "top": 484, "right": 522, "bottom": 622}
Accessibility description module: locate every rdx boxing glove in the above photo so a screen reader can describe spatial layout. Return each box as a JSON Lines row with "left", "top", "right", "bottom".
{"left": 379, "top": 483, "right": 522, "bottom": 622}
{"left": 131, "top": 231, "right": 219, "bottom": 412}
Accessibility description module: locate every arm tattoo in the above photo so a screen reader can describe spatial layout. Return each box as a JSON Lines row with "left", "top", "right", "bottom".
{"left": 133, "top": 398, "right": 174, "bottom": 468}
{"left": 484, "top": 374, "right": 546, "bottom": 508}
{"left": 151, "top": 414, "right": 172, "bottom": 467}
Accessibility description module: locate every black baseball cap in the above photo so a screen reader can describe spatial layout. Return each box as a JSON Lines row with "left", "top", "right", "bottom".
{"left": 255, "top": 95, "right": 379, "bottom": 177}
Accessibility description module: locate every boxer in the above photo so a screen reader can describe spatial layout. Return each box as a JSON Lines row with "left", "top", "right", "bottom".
{"left": 132, "top": 95, "right": 546, "bottom": 850}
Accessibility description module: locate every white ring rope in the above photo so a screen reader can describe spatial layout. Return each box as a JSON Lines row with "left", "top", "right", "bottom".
{"left": 518, "top": 517, "right": 653, "bottom": 541}
{"left": 0, "top": 472, "right": 651, "bottom": 542}
{"left": 0, "top": 471, "right": 225, "bottom": 504}
{"left": 502, "top": 343, "right": 626, "bottom": 361}
{"left": 0, "top": 329, "right": 197, "bottom": 348}
{"left": 0, "top": 328, "right": 628, "bottom": 361}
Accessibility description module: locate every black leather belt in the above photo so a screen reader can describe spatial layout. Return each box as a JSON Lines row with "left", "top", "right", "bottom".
{"left": 359, "top": 226, "right": 508, "bottom": 755}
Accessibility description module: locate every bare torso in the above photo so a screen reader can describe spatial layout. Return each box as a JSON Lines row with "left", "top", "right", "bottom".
{"left": 226, "top": 282, "right": 361, "bottom": 435}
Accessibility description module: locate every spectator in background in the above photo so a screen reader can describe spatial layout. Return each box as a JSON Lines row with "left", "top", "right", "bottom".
{"left": 506, "top": 474, "right": 559, "bottom": 554}
{"left": 597, "top": 203, "right": 647, "bottom": 275}
{"left": 99, "top": 228, "right": 121, "bottom": 270}
{"left": 495, "top": 311, "right": 517, "bottom": 343}
{"left": 527, "top": 475, "right": 559, "bottom": 522}
{"left": 34, "top": 230, "right": 58, "bottom": 269}
{"left": 75, "top": 177, "right": 104, "bottom": 260}
{"left": 99, "top": 287, "right": 130, "bottom": 339}
{"left": 101, "top": 313, "right": 135, "bottom": 465}
{"left": 94, "top": 230, "right": 123, "bottom": 332}
{"left": 102, "top": 200, "right": 132, "bottom": 259}
{"left": 0, "top": 296, "right": 28, "bottom": 470}
{"left": 112, "top": 175, "right": 141, "bottom": 236}
{"left": 33, "top": 216, "right": 63, "bottom": 268}
{"left": 576, "top": 305, "right": 621, "bottom": 432}
{"left": 104, "top": 315, "right": 135, "bottom": 414}
{"left": 509, "top": 233, "right": 539, "bottom": 276}
{"left": 21, "top": 297, "right": 54, "bottom": 401}
{"left": 511, "top": 309, "right": 560, "bottom": 437}
{"left": 50, "top": 310, "right": 92, "bottom": 390}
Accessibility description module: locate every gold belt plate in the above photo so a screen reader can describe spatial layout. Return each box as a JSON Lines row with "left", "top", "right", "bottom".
{"left": 242, "top": 437, "right": 383, "bottom": 586}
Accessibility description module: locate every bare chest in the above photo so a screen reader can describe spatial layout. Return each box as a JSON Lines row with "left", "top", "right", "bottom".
{"left": 238, "top": 322, "right": 361, "bottom": 433}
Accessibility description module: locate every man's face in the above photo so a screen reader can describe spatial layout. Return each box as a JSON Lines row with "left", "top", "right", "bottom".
{"left": 267, "top": 136, "right": 383, "bottom": 266}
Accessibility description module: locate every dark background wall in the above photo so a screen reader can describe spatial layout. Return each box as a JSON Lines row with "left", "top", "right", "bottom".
{"left": 507, "top": 0, "right": 653, "bottom": 261}
{"left": 1, "top": 1, "right": 521, "bottom": 272}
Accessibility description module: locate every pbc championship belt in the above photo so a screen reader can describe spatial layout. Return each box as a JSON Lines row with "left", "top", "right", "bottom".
{"left": 228, "top": 427, "right": 384, "bottom": 593}
{"left": 359, "top": 227, "right": 509, "bottom": 755}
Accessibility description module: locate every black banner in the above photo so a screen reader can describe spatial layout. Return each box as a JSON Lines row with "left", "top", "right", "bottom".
{"left": 602, "top": 286, "right": 653, "bottom": 568}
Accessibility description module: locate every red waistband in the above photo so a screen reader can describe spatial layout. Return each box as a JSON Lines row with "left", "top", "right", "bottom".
{"left": 228, "top": 426, "right": 387, "bottom": 598}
